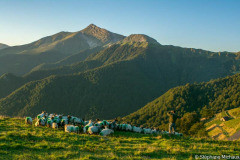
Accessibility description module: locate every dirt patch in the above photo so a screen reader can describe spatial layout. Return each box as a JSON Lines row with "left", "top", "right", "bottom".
{"left": 228, "top": 131, "right": 240, "bottom": 141}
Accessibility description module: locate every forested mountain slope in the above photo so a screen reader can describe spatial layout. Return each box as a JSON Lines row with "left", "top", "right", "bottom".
{"left": 0, "top": 37, "right": 239, "bottom": 119}
{"left": 124, "top": 73, "right": 240, "bottom": 129}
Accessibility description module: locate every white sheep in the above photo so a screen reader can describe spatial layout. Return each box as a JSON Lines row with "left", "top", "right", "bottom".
{"left": 71, "top": 117, "right": 83, "bottom": 124}
{"left": 126, "top": 124, "right": 133, "bottom": 131}
{"left": 118, "top": 124, "right": 127, "bottom": 131}
{"left": 143, "top": 128, "right": 152, "bottom": 134}
{"left": 25, "top": 117, "right": 32, "bottom": 125}
{"left": 88, "top": 126, "right": 100, "bottom": 134}
{"left": 64, "top": 125, "right": 75, "bottom": 133}
{"left": 162, "top": 131, "right": 169, "bottom": 134}
{"left": 99, "top": 128, "right": 114, "bottom": 136}
{"left": 174, "top": 132, "right": 183, "bottom": 136}
{"left": 132, "top": 126, "right": 142, "bottom": 133}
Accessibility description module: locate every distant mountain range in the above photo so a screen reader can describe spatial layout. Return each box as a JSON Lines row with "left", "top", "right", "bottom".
{"left": 0, "top": 24, "right": 124, "bottom": 56}
{"left": 0, "top": 24, "right": 239, "bottom": 120}
{"left": 0, "top": 24, "right": 124, "bottom": 75}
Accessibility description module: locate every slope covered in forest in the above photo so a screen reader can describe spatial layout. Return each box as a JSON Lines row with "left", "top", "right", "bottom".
{"left": 124, "top": 74, "right": 240, "bottom": 130}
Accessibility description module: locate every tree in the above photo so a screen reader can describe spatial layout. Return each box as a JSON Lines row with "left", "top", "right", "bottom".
{"left": 178, "top": 112, "right": 199, "bottom": 135}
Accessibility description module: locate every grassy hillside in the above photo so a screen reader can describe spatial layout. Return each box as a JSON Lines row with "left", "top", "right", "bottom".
{"left": 206, "top": 107, "right": 240, "bottom": 140}
{"left": 124, "top": 73, "right": 240, "bottom": 130}
{"left": 1, "top": 117, "right": 240, "bottom": 159}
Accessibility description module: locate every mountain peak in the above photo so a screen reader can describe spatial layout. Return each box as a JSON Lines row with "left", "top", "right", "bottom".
{"left": 86, "top": 24, "right": 99, "bottom": 29}
{"left": 123, "top": 34, "right": 159, "bottom": 44}
{"left": 82, "top": 24, "right": 107, "bottom": 34}
{"left": 81, "top": 24, "right": 125, "bottom": 44}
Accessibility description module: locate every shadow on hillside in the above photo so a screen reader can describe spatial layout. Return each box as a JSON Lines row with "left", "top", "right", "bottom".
{"left": 212, "top": 133, "right": 223, "bottom": 139}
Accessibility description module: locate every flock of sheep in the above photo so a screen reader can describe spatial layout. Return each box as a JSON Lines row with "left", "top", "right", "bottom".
{"left": 25, "top": 111, "right": 183, "bottom": 136}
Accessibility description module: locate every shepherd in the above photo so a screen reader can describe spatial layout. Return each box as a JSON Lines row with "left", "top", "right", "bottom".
{"left": 167, "top": 110, "right": 179, "bottom": 134}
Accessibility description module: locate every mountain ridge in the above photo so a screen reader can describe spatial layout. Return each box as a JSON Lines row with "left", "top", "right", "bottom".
{"left": 0, "top": 24, "right": 125, "bottom": 75}
{"left": 0, "top": 24, "right": 239, "bottom": 121}
{"left": 0, "top": 24, "right": 125, "bottom": 56}
{"left": 122, "top": 34, "right": 159, "bottom": 44}
{"left": 0, "top": 43, "right": 9, "bottom": 50}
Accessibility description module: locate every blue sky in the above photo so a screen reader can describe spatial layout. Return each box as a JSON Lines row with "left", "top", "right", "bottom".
{"left": 0, "top": 0, "right": 239, "bottom": 52}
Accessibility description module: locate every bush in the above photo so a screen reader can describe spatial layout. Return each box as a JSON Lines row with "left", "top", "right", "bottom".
{"left": 189, "top": 122, "right": 208, "bottom": 137}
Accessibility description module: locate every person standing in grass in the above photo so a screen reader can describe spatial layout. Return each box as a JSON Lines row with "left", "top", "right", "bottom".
{"left": 167, "top": 110, "right": 178, "bottom": 134}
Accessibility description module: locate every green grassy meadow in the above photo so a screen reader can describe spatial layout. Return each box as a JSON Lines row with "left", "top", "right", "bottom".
{"left": 1, "top": 117, "right": 240, "bottom": 160}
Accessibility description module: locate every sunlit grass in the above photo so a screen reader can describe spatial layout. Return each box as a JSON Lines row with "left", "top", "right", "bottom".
{"left": 0, "top": 118, "right": 240, "bottom": 159}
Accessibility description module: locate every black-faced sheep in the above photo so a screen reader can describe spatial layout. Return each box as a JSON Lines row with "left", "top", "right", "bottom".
{"left": 25, "top": 117, "right": 32, "bottom": 125}
{"left": 35, "top": 118, "right": 46, "bottom": 127}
